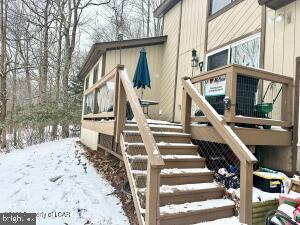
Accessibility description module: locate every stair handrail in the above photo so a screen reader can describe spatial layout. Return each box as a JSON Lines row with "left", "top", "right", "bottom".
{"left": 115, "top": 67, "right": 164, "bottom": 225}
{"left": 182, "top": 78, "right": 257, "bottom": 225}
{"left": 118, "top": 69, "right": 165, "bottom": 167}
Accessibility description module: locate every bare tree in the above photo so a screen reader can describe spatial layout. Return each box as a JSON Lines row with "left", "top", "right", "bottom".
{"left": 59, "top": 0, "right": 110, "bottom": 137}
{"left": 0, "top": 0, "right": 8, "bottom": 149}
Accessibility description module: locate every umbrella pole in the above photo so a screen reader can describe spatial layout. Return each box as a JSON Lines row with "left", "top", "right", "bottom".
{"left": 141, "top": 89, "right": 143, "bottom": 99}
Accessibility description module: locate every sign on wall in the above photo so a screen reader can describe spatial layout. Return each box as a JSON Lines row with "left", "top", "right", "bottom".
{"left": 204, "top": 75, "right": 226, "bottom": 96}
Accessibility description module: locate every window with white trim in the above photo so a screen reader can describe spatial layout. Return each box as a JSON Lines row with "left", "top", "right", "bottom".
{"left": 206, "top": 33, "right": 260, "bottom": 71}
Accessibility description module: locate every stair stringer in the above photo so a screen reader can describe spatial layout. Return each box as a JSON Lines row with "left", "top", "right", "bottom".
{"left": 120, "top": 134, "right": 145, "bottom": 225}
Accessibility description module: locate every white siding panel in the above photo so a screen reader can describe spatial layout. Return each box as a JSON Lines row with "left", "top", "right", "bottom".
{"left": 80, "top": 127, "right": 98, "bottom": 151}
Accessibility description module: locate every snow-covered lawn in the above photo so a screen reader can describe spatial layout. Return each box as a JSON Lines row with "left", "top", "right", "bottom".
{"left": 0, "top": 138, "right": 129, "bottom": 225}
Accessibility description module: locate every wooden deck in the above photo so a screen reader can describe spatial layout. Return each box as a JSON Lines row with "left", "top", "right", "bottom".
{"left": 81, "top": 119, "right": 292, "bottom": 146}
{"left": 191, "top": 124, "right": 292, "bottom": 146}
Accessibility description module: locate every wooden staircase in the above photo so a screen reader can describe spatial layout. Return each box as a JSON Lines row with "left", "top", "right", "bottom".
{"left": 113, "top": 68, "right": 254, "bottom": 225}
{"left": 121, "top": 122, "right": 237, "bottom": 225}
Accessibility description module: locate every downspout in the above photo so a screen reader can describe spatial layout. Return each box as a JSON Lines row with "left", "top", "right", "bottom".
{"left": 203, "top": 0, "right": 210, "bottom": 67}
{"left": 260, "top": 5, "right": 267, "bottom": 69}
{"left": 172, "top": 0, "right": 183, "bottom": 122}
{"left": 258, "top": 5, "right": 267, "bottom": 103}
{"left": 293, "top": 57, "right": 300, "bottom": 173}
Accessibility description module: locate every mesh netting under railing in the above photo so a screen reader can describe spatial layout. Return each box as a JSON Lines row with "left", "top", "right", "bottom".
{"left": 189, "top": 80, "right": 242, "bottom": 189}
{"left": 192, "top": 137, "right": 240, "bottom": 189}
{"left": 236, "top": 75, "right": 283, "bottom": 121}
{"left": 192, "top": 75, "right": 284, "bottom": 127}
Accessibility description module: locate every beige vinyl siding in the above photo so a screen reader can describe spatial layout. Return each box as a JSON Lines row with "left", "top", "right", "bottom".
{"left": 264, "top": 0, "right": 300, "bottom": 121}
{"left": 105, "top": 45, "right": 163, "bottom": 119}
{"left": 160, "top": 1, "right": 181, "bottom": 121}
{"left": 207, "top": 0, "right": 261, "bottom": 51}
{"left": 265, "top": 0, "right": 300, "bottom": 77}
{"left": 174, "top": 0, "right": 208, "bottom": 122}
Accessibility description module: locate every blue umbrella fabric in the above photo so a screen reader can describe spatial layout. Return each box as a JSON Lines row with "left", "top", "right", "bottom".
{"left": 133, "top": 48, "right": 151, "bottom": 90}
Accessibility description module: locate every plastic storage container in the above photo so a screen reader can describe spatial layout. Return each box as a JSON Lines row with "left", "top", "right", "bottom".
{"left": 253, "top": 172, "right": 286, "bottom": 193}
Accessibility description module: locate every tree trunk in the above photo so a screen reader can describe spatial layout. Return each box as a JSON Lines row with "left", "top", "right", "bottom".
{"left": 40, "top": 0, "right": 50, "bottom": 104}
{"left": 38, "top": 0, "right": 51, "bottom": 142}
{"left": 52, "top": 19, "right": 63, "bottom": 140}
{"left": 11, "top": 50, "right": 18, "bottom": 147}
{"left": 61, "top": 0, "right": 80, "bottom": 138}
{"left": 0, "top": 0, "right": 7, "bottom": 149}
{"left": 61, "top": 49, "right": 72, "bottom": 138}
{"left": 147, "top": 0, "right": 150, "bottom": 37}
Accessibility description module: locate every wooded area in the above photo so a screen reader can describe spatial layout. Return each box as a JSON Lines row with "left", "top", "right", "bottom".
{"left": 0, "top": 0, "right": 162, "bottom": 150}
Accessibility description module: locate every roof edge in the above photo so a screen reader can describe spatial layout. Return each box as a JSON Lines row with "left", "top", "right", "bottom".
{"left": 154, "top": 0, "right": 181, "bottom": 18}
{"left": 78, "top": 36, "right": 168, "bottom": 79}
{"left": 258, "top": 0, "right": 295, "bottom": 9}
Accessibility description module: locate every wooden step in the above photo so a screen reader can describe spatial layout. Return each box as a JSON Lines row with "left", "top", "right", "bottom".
{"left": 125, "top": 123, "right": 183, "bottom": 132}
{"left": 124, "top": 130, "right": 191, "bottom": 143}
{"left": 138, "top": 183, "right": 225, "bottom": 208}
{"left": 126, "top": 143, "right": 198, "bottom": 156}
{"left": 133, "top": 168, "right": 214, "bottom": 188}
{"left": 190, "top": 217, "right": 242, "bottom": 225}
{"left": 158, "top": 199, "right": 236, "bottom": 225}
{"left": 129, "top": 155, "right": 206, "bottom": 170}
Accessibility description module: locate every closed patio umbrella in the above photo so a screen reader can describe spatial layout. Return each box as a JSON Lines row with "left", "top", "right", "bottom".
{"left": 133, "top": 48, "right": 151, "bottom": 98}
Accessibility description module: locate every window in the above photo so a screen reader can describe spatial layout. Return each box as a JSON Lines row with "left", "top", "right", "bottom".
{"left": 206, "top": 33, "right": 260, "bottom": 71}
{"left": 93, "top": 64, "right": 99, "bottom": 84}
{"left": 231, "top": 37, "right": 260, "bottom": 68}
{"left": 85, "top": 76, "right": 89, "bottom": 90}
{"left": 207, "top": 49, "right": 229, "bottom": 71}
{"left": 209, "top": 0, "right": 233, "bottom": 15}
{"left": 84, "top": 94, "right": 94, "bottom": 114}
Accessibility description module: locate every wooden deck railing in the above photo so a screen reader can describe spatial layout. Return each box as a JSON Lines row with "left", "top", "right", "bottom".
{"left": 190, "top": 64, "right": 294, "bottom": 128}
{"left": 115, "top": 67, "right": 164, "bottom": 225}
{"left": 83, "top": 65, "right": 164, "bottom": 225}
{"left": 118, "top": 68, "right": 164, "bottom": 225}
{"left": 82, "top": 66, "right": 123, "bottom": 120}
{"left": 182, "top": 77, "right": 258, "bottom": 225}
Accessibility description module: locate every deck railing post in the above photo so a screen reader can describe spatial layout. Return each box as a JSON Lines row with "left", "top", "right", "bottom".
{"left": 224, "top": 66, "right": 237, "bottom": 123}
{"left": 182, "top": 85, "right": 192, "bottom": 133}
{"left": 239, "top": 160, "right": 253, "bottom": 225}
{"left": 114, "top": 69, "right": 126, "bottom": 149}
{"left": 145, "top": 162, "right": 161, "bottom": 225}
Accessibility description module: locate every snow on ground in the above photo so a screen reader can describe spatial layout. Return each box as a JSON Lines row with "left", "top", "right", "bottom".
{"left": 229, "top": 187, "right": 280, "bottom": 203}
{"left": 0, "top": 138, "right": 129, "bottom": 225}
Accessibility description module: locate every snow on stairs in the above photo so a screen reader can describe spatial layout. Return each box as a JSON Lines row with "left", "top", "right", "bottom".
{"left": 159, "top": 199, "right": 235, "bottom": 225}
{"left": 123, "top": 121, "right": 236, "bottom": 225}
{"left": 124, "top": 130, "right": 191, "bottom": 143}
